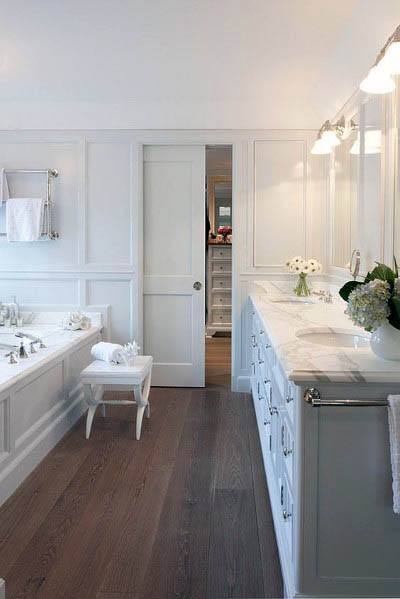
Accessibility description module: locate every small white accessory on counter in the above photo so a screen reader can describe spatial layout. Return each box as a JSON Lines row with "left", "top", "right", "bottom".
{"left": 388, "top": 395, "right": 400, "bottom": 514}
{"left": 62, "top": 311, "right": 91, "bottom": 331}
{"left": 0, "top": 168, "right": 9, "bottom": 206}
{"left": 6, "top": 197, "right": 44, "bottom": 242}
{"left": 121, "top": 341, "right": 140, "bottom": 366}
{"left": 91, "top": 341, "right": 126, "bottom": 364}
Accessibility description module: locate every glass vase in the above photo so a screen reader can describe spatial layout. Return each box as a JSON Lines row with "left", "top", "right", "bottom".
{"left": 294, "top": 272, "right": 311, "bottom": 297}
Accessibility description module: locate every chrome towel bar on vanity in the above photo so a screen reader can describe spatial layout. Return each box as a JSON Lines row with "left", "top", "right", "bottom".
{"left": 304, "top": 388, "right": 389, "bottom": 408}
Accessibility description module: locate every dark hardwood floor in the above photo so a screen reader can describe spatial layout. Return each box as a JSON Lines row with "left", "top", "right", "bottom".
{"left": 0, "top": 388, "right": 283, "bottom": 599}
{"left": 205, "top": 335, "right": 231, "bottom": 388}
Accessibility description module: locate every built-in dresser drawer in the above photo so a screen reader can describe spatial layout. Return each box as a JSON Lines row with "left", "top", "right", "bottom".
{"left": 212, "top": 260, "right": 231, "bottom": 274}
{"left": 212, "top": 275, "right": 231, "bottom": 290}
{"left": 212, "top": 291, "right": 231, "bottom": 307}
{"left": 211, "top": 246, "right": 231, "bottom": 259}
{"left": 211, "top": 308, "right": 231, "bottom": 325}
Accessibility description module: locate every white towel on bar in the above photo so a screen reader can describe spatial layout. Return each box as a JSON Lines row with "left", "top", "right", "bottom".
{"left": 91, "top": 341, "right": 126, "bottom": 364}
{"left": 388, "top": 395, "right": 400, "bottom": 514}
{"left": 6, "top": 197, "right": 44, "bottom": 242}
{"left": 0, "top": 169, "right": 9, "bottom": 206}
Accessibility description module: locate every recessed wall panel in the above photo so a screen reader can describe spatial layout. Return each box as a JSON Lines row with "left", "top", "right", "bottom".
{"left": 254, "top": 140, "right": 305, "bottom": 267}
{"left": 87, "top": 279, "right": 132, "bottom": 344}
{"left": 86, "top": 142, "right": 132, "bottom": 266}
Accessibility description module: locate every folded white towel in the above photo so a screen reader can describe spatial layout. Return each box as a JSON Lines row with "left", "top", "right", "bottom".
{"left": 6, "top": 197, "right": 44, "bottom": 242}
{"left": 0, "top": 169, "right": 9, "bottom": 206}
{"left": 388, "top": 395, "right": 400, "bottom": 514}
{"left": 91, "top": 341, "right": 125, "bottom": 364}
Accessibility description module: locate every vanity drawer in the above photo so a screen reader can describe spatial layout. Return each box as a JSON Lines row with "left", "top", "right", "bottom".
{"left": 212, "top": 291, "right": 231, "bottom": 307}
{"left": 280, "top": 413, "right": 294, "bottom": 485}
{"left": 279, "top": 470, "right": 294, "bottom": 562}
{"left": 212, "top": 260, "right": 231, "bottom": 274}
{"left": 211, "top": 246, "right": 231, "bottom": 259}
{"left": 212, "top": 275, "right": 231, "bottom": 290}
{"left": 211, "top": 308, "right": 231, "bottom": 325}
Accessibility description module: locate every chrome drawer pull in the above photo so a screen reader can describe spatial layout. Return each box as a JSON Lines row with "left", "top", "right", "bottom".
{"left": 263, "top": 418, "right": 270, "bottom": 426}
{"left": 264, "top": 378, "right": 271, "bottom": 385}
{"left": 286, "top": 394, "right": 293, "bottom": 403}
{"left": 258, "top": 359, "right": 264, "bottom": 365}
{"left": 283, "top": 447, "right": 293, "bottom": 457}
{"left": 283, "top": 510, "right": 292, "bottom": 521}
{"left": 259, "top": 330, "right": 264, "bottom": 335}
{"left": 265, "top": 343, "right": 271, "bottom": 349}
{"left": 269, "top": 406, "right": 278, "bottom": 416}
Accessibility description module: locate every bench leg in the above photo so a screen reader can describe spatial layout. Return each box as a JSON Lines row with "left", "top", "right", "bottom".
{"left": 101, "top": 403, "right": 106, "bottom": 418}
{"left": 83, "top": 383, "right": 104, "bottom": 440}
{"left": 133, "top": 370, "right": 152, "bottom": 440}
{"left": 86, "top": 404, "right": 97, "bottom": 440}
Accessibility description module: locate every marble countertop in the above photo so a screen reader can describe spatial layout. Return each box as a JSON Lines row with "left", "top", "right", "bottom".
{"left": 251, "top": 281, "right": 400, "bottom": 385}
{"left": 0, "top": 317, "right": 102, "bottom": 395}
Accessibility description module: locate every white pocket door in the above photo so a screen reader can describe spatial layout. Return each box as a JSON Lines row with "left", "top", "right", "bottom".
{"left": 143, "top": 145, "right": 205, "bottom": 387}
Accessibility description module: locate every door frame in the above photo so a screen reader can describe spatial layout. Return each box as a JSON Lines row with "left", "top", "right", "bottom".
{"left": 132, "top": 132, "right": 239, "bottom": 390}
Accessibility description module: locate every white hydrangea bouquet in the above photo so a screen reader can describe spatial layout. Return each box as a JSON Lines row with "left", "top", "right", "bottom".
{"left": 285, "top": 256, "right": 323, "bottom": 297}
{"left": 339, "top": 261, "right": 400, "bottom": 360}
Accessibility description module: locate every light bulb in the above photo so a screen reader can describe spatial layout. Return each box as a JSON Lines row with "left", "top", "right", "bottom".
{"left": 311, "top": 137, "right": 332, "bottom": 155}
{"left": 321, "top": 129, "right": 341, "bottom": 147}
{"left": 379, "top": 42, "right": 400, "bottom": 75}
{"left": 360, "top": 65, "right": 395, "bottom": 94}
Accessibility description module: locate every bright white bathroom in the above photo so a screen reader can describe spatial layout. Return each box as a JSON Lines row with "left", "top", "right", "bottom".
{"left": 1, "top": 2, "right": 400, "bottom": 599}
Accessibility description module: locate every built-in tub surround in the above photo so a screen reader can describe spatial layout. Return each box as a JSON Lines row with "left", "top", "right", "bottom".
{"left": 0, "top": 312, "right": 102, "bottom": 507}
{"left": 250, "top": 284, "right": 400, "bottom": 598}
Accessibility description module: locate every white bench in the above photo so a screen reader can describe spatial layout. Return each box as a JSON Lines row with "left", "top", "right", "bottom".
{"left": 80, "top": 356, "right": 153, "bottom": 440}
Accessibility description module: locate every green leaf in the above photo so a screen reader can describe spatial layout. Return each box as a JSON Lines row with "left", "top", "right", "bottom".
{"left": 368, "top": 262, "right": 396, "bottom": 285}
{"left": 389, "top": 296, "right": 400, "bottom": 330}
{"left": 339, "top": 281, "right": 363, "bottom": 302}
{"left": 394, "top": 256, "right": 399, "bottom": 278}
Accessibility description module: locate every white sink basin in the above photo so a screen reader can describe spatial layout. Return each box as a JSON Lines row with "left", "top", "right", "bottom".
{"left": 296, "top": 327, "right": 369, "bottom": 349}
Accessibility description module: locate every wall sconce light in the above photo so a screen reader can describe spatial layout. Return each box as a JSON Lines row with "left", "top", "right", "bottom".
{"left": 359, "top": 24, "right": 400, "bottom": 94}
{"left": 310, "top": 116, "right": 353, "bottom": 155}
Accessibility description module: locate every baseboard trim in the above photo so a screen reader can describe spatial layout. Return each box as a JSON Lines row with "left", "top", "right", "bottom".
{"left": 0, "top": 395, "right": 86, "bottom": 507}
{"left": 234, "top": 375, "right": 251, "bottom": 393}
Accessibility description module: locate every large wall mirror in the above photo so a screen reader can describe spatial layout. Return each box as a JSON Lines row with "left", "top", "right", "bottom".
{"left": 331, "top": 112, "right": 359, "bottom": 268}
{"left": 361, "top": 95, "right": 383, "bottom": 272}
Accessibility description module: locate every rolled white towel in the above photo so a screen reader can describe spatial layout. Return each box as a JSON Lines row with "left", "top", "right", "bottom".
{"left": 91, "top": 341, "right": 125, "bottom": 364}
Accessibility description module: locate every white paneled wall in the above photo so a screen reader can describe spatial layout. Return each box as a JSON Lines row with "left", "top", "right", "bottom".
{"left": 0, "top": 132, "right": 137, "bottom": 346}
{"left": 0, "top": 130, "right": 326, "bottom": 388}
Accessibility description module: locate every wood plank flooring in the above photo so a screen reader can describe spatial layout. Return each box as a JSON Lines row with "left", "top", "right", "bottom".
{"left": 205, "top": 335, "right": 231, "bottom": 388}
{"left": 0, "top": 388, "right": 283, "bottom": 599}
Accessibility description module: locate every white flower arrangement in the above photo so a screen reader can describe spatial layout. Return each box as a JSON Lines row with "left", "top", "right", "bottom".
{"left": 285, "top": 256, "right": 323, "bottom": 275}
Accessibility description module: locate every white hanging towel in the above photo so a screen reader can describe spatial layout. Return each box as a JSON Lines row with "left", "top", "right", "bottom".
{"left": 91, "top": 341, "right": 126, "bottom": 364}
{"left": 6, "top": 197, "right": 44, "bottom": 242}
{"left": 388, "top": 395, "right": 400, "bottom": 514}
{"left": 0, "top": 168, "right": 9, "bottom": 206}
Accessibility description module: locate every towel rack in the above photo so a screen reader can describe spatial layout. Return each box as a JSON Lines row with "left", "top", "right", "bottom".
{"left": 1, "top": 168, "right": 59, "bottom": 240}
{"left": 304, "top": 388, "right": 388, "bottom": 407}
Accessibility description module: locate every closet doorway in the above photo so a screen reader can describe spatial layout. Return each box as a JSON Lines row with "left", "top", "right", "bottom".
{"left": 142, "top": 144, "right": 233, "bottom": 389}
{"left": 205, "top": 146, "right": 233, "bottom": 388}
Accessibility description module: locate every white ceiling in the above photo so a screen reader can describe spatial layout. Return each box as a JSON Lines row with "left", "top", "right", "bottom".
{"left": 0, "top": 0, "right": 399, "bottom": 129}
